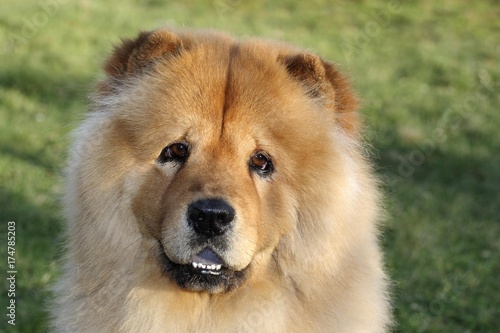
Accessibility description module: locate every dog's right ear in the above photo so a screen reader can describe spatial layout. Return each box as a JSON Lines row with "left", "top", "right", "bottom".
{"left": 279, "top": 53, "right": 359, "bottom": 135}
{"left": 103, "top": 29, "right": 183, "bottom": 80}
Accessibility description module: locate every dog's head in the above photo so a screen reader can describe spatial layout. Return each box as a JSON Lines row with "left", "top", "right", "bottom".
{"left": 87, "top": 29, "right": 359, "bottom": 293}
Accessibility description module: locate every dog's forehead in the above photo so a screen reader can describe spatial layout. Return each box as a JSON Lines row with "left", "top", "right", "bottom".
{"left": 138, "top": 43, "right": 310, "bottom": 128}
{"left": 113, "top": 37, "right": 327, "bottom": 158}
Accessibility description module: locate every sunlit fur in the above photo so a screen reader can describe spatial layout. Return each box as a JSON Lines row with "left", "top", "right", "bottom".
{"left": 51, "top": 29, "right": 391, "bottom": 332}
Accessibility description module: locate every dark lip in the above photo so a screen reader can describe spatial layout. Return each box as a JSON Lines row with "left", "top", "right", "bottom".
{"left": 156, "top": 241, "right": 249, "bottom": 293}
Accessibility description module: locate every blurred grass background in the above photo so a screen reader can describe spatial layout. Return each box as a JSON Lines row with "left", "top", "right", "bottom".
{"left": 0, "top": 0, "right": 498, "bottom": 332}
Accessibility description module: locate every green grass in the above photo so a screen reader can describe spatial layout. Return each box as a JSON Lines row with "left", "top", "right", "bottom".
{"left": 1, "top": 0, "right": 499, "bottom": 332}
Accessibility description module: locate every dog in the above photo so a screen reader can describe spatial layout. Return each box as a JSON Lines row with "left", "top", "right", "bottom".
{"left": 51, "top": 28, "right": 391, "bottom": 332}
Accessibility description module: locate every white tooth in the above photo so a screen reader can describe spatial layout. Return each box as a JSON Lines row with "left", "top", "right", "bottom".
{"left": 192, "top": 263, "right": 198, "bottom": 268}
{"left": 210, "top": 265, "right": 216, "bottom": 270}
{"left": 200, "top": 264, "right": 206, "bottom": 269}
{"left": 216, "top": 265, "right": 222, "bottom": 270}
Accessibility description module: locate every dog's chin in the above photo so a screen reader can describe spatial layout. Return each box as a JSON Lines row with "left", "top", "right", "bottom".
{"left": 157, "top": 242, "right": 249, "bottom": 294}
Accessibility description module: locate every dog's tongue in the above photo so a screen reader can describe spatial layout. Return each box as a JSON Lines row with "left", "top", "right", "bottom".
{"left": 190, "top": 249, "right": 223, "bottom": 265}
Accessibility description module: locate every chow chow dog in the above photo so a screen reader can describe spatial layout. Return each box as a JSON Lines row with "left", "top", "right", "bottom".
{"left": 51, "top": 28, "right": 391, "bottom": 332}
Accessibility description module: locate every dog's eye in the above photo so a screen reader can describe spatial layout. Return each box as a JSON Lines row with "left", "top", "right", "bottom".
{"left": 157, "top": 142, "right": 189, "bottom": 164}
{"left": 249, "top": 152, "right": 274, "bottom": 176}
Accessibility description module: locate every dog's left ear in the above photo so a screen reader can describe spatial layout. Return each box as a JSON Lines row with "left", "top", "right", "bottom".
{"left": 279, "top": 53, "right": 359, "bottom": 134}
{"left": 97, "top": 29, "right": 185, "bottom": 95}
{"left": 103, "top": 29, "right": 184, "bottom": 80}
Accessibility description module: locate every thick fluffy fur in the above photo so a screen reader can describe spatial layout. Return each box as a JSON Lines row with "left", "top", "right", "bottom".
{"left": 51, "top": 29, "right": 391, "bottom": 332}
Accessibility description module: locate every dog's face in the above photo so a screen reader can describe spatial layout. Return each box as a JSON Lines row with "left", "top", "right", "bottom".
{"left": 95, "top": 30, "right": 358, "bottom": 293}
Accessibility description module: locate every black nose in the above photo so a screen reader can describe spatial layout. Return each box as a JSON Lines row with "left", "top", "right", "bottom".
{"left": 187, "top": 199, "right": 235, "bottom": 238}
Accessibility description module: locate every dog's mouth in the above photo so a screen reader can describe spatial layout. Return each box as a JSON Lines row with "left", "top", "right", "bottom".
{"left": 157, "top": 242, "right": 249, "bottom": 293}
{"left": 188, "top": 248, "right": 224, "bottom": 275}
